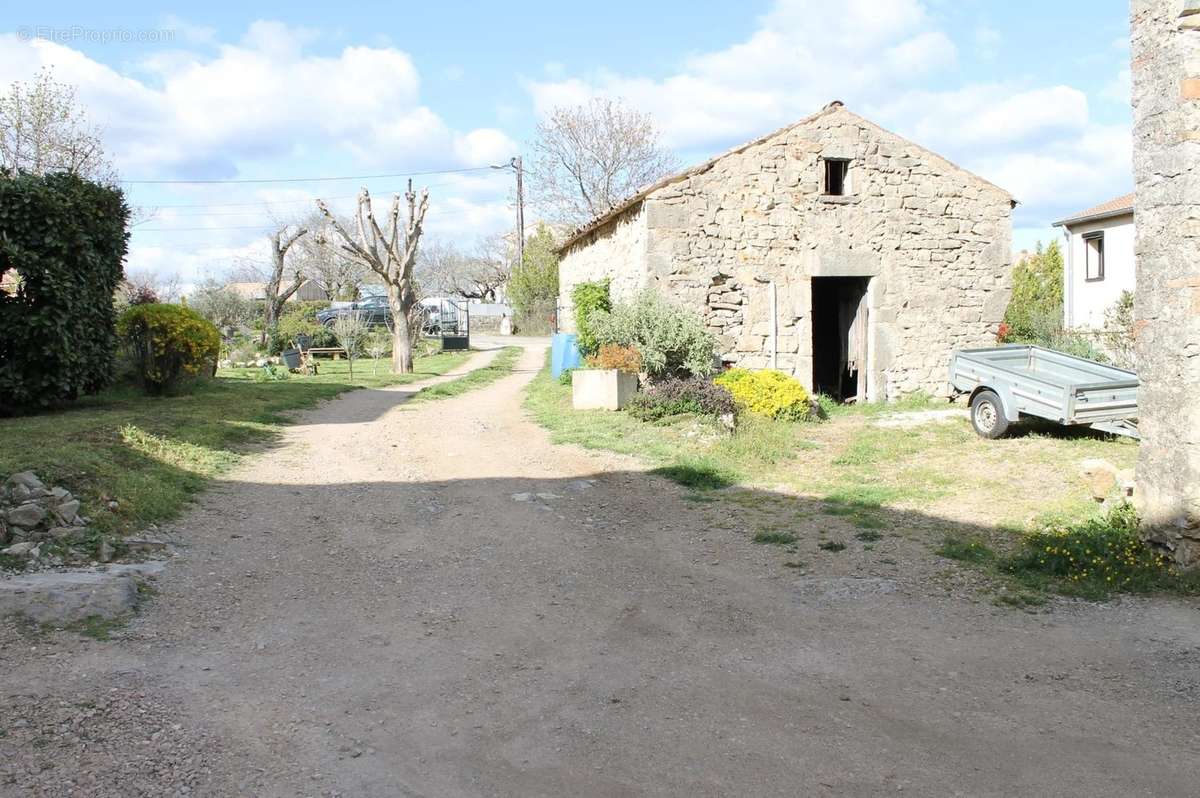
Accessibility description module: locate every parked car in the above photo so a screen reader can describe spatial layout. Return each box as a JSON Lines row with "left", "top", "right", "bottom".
{"left": 317, "top": 297, "right": 444, "bottom": 335}
{"left": 316, "top": 296, "right": 392, "bottom": 328}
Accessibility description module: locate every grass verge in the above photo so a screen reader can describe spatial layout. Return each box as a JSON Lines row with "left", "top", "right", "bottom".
{"left": 412, "top": 346, "right": 522, "bottom": 402}
{"left": 938, "top": 503, "right": 1200, "bottom": 600}
{"left": 523, "top": 361, "right": 817, "bottom": 489}
{"left": 0, "top": 350, "right": 472, "bottom": 544}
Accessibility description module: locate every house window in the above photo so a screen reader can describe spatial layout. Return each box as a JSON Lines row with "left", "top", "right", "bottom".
{"left": 823, "top": 158, "right": 849, "bottom": 196}
{"left": 1084, "top": 232, "right": 1104, "bottom": 281}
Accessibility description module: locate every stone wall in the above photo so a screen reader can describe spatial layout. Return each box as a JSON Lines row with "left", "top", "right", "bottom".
{"left": 557, "top": 206, "right": 648, "bottom": 333}
{"left": 558, "top": 104, "right": 1012, "bottom": 399}
{"left": 1131, "top": 0, "right": 1200, "bottom": 565}
{"left": 641, "top": 105, "right": 1012, "bottom": 399}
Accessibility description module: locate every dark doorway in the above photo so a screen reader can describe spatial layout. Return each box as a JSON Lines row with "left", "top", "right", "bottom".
{"left": 811, "top": 277, "right": 870, "bottom": 402}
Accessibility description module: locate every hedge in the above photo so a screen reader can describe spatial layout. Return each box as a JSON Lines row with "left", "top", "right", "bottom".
{"left": 0, "top": 171, "right": 129, "bottom": 412}
{"left": 118, "top": 304, "right": 221, "bottom": 395}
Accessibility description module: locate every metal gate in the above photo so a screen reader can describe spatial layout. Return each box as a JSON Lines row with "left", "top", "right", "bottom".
{"left": 434, "top": 298, "right": 470, "bottom": 351}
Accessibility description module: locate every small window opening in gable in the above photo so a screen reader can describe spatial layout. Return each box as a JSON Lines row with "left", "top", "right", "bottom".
{"left": 1084, "top": 232, "right": 1104, "bottom": 281}
{"left": 823, "top": 158, "right": 850, "bottom": 196}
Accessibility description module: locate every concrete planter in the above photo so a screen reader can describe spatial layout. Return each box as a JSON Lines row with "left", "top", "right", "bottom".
{"left": 571, "top": 369, "right": 639, "bottom": 411}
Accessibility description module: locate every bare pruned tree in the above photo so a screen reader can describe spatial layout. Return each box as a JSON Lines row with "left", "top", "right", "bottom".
{"left": 294, "top": 210, "right": 369, "bottom": 301}
{"left": 418, "top": 234, "right": 511, "bottom": 301}
{"left": 316, "top": 186, "right": 429, "bottom": 373}
{"left": 261, "top": 225, "right": 309, "bottom": 344}
{"left": 0, "top": 68, "right": 116, "bottom": 184}
{"left": 527, "top": 97, "right": 678, "bottom": 226}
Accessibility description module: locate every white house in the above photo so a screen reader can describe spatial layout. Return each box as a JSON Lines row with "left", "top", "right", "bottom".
{"left": 1053, "top": 192, "right": 1135, "bottom": 330}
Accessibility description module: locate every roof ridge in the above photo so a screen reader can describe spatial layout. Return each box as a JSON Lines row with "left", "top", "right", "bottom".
{"left": 557, "top": 103, "right": 845, "bottom": 252}
{"left": 558, "top": 102, "right": 1014, "bottom": 252}
{"left": 1053, "top": 191, "right": 1135, "bottom": 227}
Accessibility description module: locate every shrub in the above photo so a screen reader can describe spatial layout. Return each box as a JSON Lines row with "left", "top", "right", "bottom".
{"left": 1003, "top": 242, "right": 1063, "bottom": 343}
{"left": 118, "top": 304, "right": 221, "bottom": 395}
{"left": 587, "top": 343, "right": 642, "bottom": 373}
{"left": 1102, "top": 290, "right": 1135, "bottom": 369}
{"left": 254, "top": 363, "right": 289, "bottom": 383}
{"left": 189, "top": 280, "right": 256, "bottom": 341}
{"left": 589, "top": 291, "right": 716, "bottom": 378}
{"left": 571, "top": 279, "right": 611, "bottom": 354}
{"left": 268, "top": 301, "right": 335, "bottom": 354}
{"left": 509, "top": 224, "right": 559, "bottom": 331}
{"left": 0, "top": 171, "right": 129, "bottom": 412}
{"left": 1002, "top": 503, "right": 1180, "bottom": 597}
{"left": 627, "top": 376, "right": 737, "bottom": 422}
{"left": 1048, "top": 330, "right": 1108, "bottom": 363}
{"left": 716, "top": 368, "right": 811, "bottom": 421}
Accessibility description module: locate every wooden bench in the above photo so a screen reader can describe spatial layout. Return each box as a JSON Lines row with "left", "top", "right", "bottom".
{"left": 304, "top": 347, "right": 346, "bottom": 360}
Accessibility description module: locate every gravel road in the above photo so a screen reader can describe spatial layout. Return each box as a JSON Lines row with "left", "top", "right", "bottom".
{"left": 2, "top": 341, "right": 1198, "bottom": 797}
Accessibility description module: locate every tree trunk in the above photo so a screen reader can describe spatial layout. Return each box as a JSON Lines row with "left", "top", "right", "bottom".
{"left": 389, "top": 284, "right": 414, "bottom": 373}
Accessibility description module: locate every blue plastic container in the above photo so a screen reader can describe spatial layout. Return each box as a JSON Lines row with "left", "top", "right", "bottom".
{"left": 550, "top": 333, "right": 582, "bottom": 378}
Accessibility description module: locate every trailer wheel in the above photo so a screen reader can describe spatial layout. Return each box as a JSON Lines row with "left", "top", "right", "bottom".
{"left": 970, "top": 390, "right": 1009, "bottom": 439}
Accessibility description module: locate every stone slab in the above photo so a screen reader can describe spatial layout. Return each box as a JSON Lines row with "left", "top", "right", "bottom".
{"left": 0, "top": 561, "right": 165, "bottom": 624}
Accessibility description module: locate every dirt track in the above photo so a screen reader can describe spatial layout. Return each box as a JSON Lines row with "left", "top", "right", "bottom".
{"left": 2, "top": 341, "right": 1198, "bottom": 797}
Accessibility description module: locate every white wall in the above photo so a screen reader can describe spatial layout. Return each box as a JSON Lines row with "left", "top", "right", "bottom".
{"left": 1064, "top": 213, "right": 1135, "bottom": 329}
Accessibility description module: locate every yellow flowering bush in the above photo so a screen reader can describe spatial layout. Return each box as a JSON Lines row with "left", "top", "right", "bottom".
{"left": 1006, "top": 503, "right": 1181, "bottom": 597}
{"left": 715, "top": 368, "right": 811, "bottom": 421}
{"left": 118, "top": 303, "right": 221, "bottom": 395}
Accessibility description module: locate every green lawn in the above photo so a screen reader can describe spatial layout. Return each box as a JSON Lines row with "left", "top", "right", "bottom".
{"left": 0, "top": 351, "right": 471, "bottom": 546}
{"left": 523, "top": 362, "right": 1165, "bottom": 599}
{"left": 524, "top": 364, "right": 822, "bottom": 490}
{"left": 412, "top": 346, "right": 523, "bottom": 402}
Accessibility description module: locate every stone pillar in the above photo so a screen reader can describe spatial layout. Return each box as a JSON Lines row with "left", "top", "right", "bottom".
{"left": 1131, "top": 0, "right": 1200, "bottom": 565}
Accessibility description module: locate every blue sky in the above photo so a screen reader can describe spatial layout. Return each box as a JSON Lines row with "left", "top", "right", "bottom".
{"left": 0, "top": 1, "right": 1133, "bottom": 286}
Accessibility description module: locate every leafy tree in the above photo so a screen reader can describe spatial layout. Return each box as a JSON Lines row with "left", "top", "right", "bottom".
{"left": 1002, "top": 241, "right": 1064, "bottom": 343}
{"left": 507, "top": 224, "right": 560, "bottom": 332}
{"left": 0, "top": 68, "right": 116, "bottom": 184}
{"left": 188, "top": 280, "right": 257, "bottom": 341}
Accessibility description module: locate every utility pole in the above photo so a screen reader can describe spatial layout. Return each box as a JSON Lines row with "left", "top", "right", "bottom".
{"left": 513, "top": 156, "right": 525, "bottom": 267}
{"left": 490, "top": 157, "right": 526, "bottom": 267}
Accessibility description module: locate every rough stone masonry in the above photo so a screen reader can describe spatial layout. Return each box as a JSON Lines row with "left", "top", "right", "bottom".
{"left": 557, "top": 103, "right": 1014, "bottom": 400}
{"left": 1132, "top": 0, "right": 1200, "bottom": 565}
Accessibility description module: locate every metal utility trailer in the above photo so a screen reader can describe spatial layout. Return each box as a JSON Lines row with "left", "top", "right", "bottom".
{"left": 948, "top": 345, "right": 1139, "bottom": 439}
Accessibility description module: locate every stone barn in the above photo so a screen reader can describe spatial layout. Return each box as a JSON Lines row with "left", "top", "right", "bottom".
{"left": 556, "top": 101, "right": 1015, "bottom": 401}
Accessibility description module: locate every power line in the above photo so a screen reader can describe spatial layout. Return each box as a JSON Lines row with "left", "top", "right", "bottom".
{"left": 128, "top": 177, "right": 508, "bottom": 210}
{"left": 120, "top": 165, "right": 497, "bottom": 186}
{"left": 135, "top": 205, "right": 511, "bottom": 232}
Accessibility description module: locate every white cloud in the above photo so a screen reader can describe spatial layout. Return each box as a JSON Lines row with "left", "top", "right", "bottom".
{"left": 453, "top": 128, "right": 518, "bottom": 166}
{"left": 0, "top": 23, "right": 521, "bottom": 284}
{"left": 526, "top": 0, "right": 1131, "bottom": 232}
{"left": 0, "top": 24, "right": 505, "bottom": 177}
{"left": 527, "top": 0, "right": 956, "bottom": 151}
